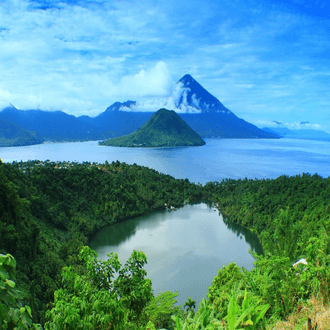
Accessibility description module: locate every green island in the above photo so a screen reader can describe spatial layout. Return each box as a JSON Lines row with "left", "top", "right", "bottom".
{"left": 1, "top": 159, "right": 330, "bottom": 329}
{"left": 99, "top": 109, "right": 206, "bottom": 148}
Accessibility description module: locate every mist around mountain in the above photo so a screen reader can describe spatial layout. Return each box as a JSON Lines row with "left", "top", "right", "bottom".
{"left": 0, "top": 74, "right": 278, "bottom": 144}
{"left": 90, "top": 74, "right": 278, "bottom": 139}
{"left": 176, "top": 74, "right": 231, "bottom": 114}
{"left": 263, "top": 126, "right": 330, "bottom": 141}
{"left": 100, "top": 109, "right": 206, "bottom": 147}
{"left": 0, "top": 120, "right": 45, "bottom": 147}
{"left": 78, "top": 101, "right": 153, "bottom": 138}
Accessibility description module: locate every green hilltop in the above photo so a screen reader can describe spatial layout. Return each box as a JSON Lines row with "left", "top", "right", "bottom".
{"left": 0, "top": 120, "right": 45, "bottom": 147}
{"left": 99, "top": 108, "right": 206, "bottom": 147}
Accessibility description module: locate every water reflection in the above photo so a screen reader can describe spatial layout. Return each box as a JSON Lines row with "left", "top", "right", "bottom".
{"left": 90, "top": 209, "right": 169, "bottom": 250}
{"left": 222, "top": 216, "right": 264, "bottom": 256}
{"left": 90, "top": 202, "right": 263, "bottom": 257}
{"left": 90, "top": 202, "right": 263, "bottom": 308}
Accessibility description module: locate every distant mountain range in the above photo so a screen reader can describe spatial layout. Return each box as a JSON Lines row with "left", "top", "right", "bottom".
{"left": 0, "top": 74, "right": 278, "bottom": 145}
{"left": 0, "top": 108, "right": 100, "bottom": 141}
{"left": 262, "top": 127, "right": 330, "bottom": 141}
{"left": 100, "top": 108, "right": 206, "bottom": 147}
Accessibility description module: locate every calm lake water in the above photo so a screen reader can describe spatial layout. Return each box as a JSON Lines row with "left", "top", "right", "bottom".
{"left": 1, "top": 138, "right": 330, "bottom": 306}
{"left": 1, "top": 138, "right": 330, "bottom": 184}
{"left": 90, "top": 202, "right": 263, "bottom": 307}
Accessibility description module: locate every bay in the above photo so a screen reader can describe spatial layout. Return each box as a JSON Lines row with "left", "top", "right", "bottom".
{"left": 90, "top": 202, "right": 263, "bottom": 307}
{"left": 1, "top": 138, "right": 330, "bottom": 184}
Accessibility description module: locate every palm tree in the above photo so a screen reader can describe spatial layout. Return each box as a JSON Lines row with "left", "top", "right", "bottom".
{"left": 183, "top": 296, "right": 196, "bottom": 315}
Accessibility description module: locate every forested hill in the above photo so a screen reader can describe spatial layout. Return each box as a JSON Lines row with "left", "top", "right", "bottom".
{"left": 0, "top": 160, "right": 203, "bottom": 323}
{"left": 100, "top": 108, "right": 206, "bottom": 147}
{"left": 0, "top": 120, "right": 45, "bottom": 147}
{"left": 204, "top": 173, "right": 330, "bottom": 260}
{"left": 1, "top": 161, "right": 330, "bottom": 329}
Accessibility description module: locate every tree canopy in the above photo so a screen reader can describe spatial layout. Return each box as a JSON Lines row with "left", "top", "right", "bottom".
{"left": 1, "top": 159, "right": 330, "bottom": 329}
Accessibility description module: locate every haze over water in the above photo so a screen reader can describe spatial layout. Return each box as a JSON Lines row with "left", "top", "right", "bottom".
{"left": 1, "top": 138, "right": 330, "bottom": 184}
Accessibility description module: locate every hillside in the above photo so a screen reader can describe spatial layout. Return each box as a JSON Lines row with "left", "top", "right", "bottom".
{"left": 176, "top": 74, "right": 232, "bottom": 113}
{"left": 0, "top": 107, "right": 101, "bottom": 141}
{"left": 0, "top": 159, "right": 204, "bottom": 323}
{"left": 100, "top": 108, "right": 206, "bottom": 147}
{"left": 0, "top": 120, "right": 44, "bottom": 147}
{"left": 2, "top": 161, "right": 330, "bottom": 328}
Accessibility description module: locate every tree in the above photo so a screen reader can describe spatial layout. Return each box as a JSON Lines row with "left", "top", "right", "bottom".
{"left": 45, "top": 247, "right": 153, "bottom": 330}
{"left": 143, "top": 291, "right": 180, "bottom": 330}
{"left": 0, "top": 253, "right": 41, "bottom": 329}
{"left": 183, "top": 297, "right": 196, "bottom": 315}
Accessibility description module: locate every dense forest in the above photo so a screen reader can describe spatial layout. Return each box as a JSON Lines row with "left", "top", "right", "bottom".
{"left": 1, "top": 160, "right": 330, "bottom": 329}
{"left": 100, "top": 109, "right": 206, "bottom": 148}
{"left": 203, "top": 174, "right": 330, "bottom": 328}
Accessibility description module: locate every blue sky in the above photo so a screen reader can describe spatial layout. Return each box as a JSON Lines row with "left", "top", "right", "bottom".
{"left": 0, "top": 0, "right": 329, "bottom": 131}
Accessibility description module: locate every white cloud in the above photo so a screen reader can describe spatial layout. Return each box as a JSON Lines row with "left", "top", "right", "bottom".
{"left": 118, "top": 61, "right": 173, "bottom": 98}
{"left": 0, "top": 0, "right": 329, "bottom": 128}
{"left": 0, "top": 87, "right": 11, "bottom": 99}
{"left": 255, "top": 119, "right": 326, "bottom": 131}
{"left": 117, "top": 79, "right": 202, "bottom": 113}
{"left": 289, "top": 122, "right": 323, "bottom": 130}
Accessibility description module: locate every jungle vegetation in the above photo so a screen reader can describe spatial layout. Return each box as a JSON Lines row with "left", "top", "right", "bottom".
{"left": 1, "top": 160, "right": 330, "bottom": 329}
{"left": 99, "top": 109, "right": 206, "bottom": 147}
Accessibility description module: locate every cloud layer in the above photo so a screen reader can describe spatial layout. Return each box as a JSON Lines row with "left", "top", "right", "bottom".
{"left": 0, "top": 0, "right": 329, "bottom": 129}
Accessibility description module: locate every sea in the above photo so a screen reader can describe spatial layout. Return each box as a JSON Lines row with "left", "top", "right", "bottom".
{"left": 1, "top": 138, "right": 330, "bottom": 183}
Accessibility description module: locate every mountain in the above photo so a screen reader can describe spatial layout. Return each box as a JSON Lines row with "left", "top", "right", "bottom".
{"left": 92, "top": 74, "right": 278, "bottom": 139}
{"left": 262, "top": 127, "right": 290, "bottom": 137}
{"left": 0, "top": 74, "right": 279, "bottom": 141}
{"left": 263, "top": 127, "right": 330, "bottom": 141}
{"left": 0, "top": 107, "right": 102, "bottom": 141}
{"left": 0, "top": 120, "right": 45, "bottom": 147}
{"left": 100, "top": 109, "right": 206, "bottom": 147}
{"left": 78, "top": 101, "right": 152, "bottom": 138}
{"left": 176, "top": 74, "right": 230, "bottom": 113}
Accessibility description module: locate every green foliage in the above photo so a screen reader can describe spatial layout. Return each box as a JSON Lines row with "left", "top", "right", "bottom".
{"left": 2, "top": 158, "right": 330, "bottom": 328}
{"left": 115, "top": 250, "right": 153, "bottom": 321}
{"left": 183, "top": 297, "right": 196, "bottom": 316}
{"left": 0, "top": 161, "right": 55, "bottom": 322}
{"left": 206, "top": 264, "right": 269, "bottom": 329}
{"left": 0, "top": 253, "right": 42, "bottom": 329}
{"left": 207, "top": 263, "right": 244, "bottom": 320}
{"left": 299, "top": 236, "right": 330, "bottom": 302}
{"left": 225, "top": 286, "right": 269, "bottom": 330}
{"left": 204, "top": 173, "right": 330, "bottom": 250}
{"left": 261, "top": 208, "right": 304, "bottom": 261}
{"left": 204, "top": 172, "right": 330, "bottom": 320}
{"left": 0, "top": 160, "right": 203, "bottom": 322}
{"left": 100, "top": 108, "right": 206, "bottom": 147}
{"left": 173, "top": 298, "right": 223, "bottom": 329}
{"left": 143, "top": 291, "right": 181, "bottom": 330}
{"left": 45, "top": 247, "right": 153, "bottom": 330}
